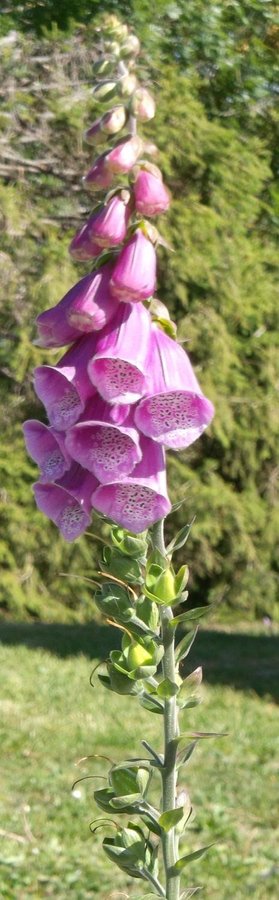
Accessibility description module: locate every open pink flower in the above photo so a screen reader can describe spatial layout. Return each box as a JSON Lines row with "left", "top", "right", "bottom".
{"left": 34, "top": 335, "right": 97, "bottom": 430}
{"left": 135, "top": 326, "right": 214, "bottom": 450}
{"left": 33, "top": 463, "right": 98, "bottom": 541}
{"left": 88, "top": 301, "right": 152, "bottom": 404}
{"left": 35, "top": 264, "right": 119, "bottom": 349}
{"left": 84, "top": 194, "right": 131, "bottom": 249}
{"left": 109, "top": 229, "right": 156, "bottom": 302}
{"left": 65, "top": 396, "right": 142, "bottom": 484}
{"left": 83, "top": 153, "right": 115, "bottom": 192}
{"left": 23, "top": 420, "right": 71, "bottom": 482}
{"left": 91, "top": 435, "right": 171, "bottom": 533}
{"left": 104, "top": 136, "right": 143, "bottom": 174}
{"left": 134, "top": 169, "right": 170, "bottom": 217}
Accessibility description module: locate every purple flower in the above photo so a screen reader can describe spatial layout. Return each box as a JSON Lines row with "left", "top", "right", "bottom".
{"left": 85, "top": 194, "right": 131, "bottom": 249}
{"left": 135, "top": 326, "right": 214, "bottom": 450}
{"left": 34, "top": 335, "right": 97, "bottom": 430}
{"left": 105, "top": 136, "right": 143, "bottom": 174}
{"left": 91, "top": 435, "right": 171, "bottom": 533}
{"left": 83, "top": 153, "right": 115, "bottom": 193}
{"left": 33, "top": 463, "right": 98, "bottom": 541}
{"left": 109, "top": 229, "right": 156, "bottom": 302}
{"left": 23, "top": 420, "right": 71, "bottom": 482}
{"left": 65, "top": 395, "right": 142, "bottom": 483}
{"left": 35, "top": 264, "right": 119, "bottom": 349}
{"left": 69, "top": 222, "right": 102, "bottom": 261}
{"left": 88, "top": 301, "right": 152, "bottom": 404}
{"left": 134, "top": 169, "right": 170, "bottom": 217}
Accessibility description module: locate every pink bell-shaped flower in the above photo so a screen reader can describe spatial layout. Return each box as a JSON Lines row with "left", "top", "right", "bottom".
{"left": 134, "top": 169, "right": 170, "bottom": 217}
{"left": 65, "top": 396, "right": 142, "bottom": 484}
{"left": 33, "top": 463, "right": 98, "bottom": 541}
{"left": 35, "top": 264, "right": 119, "bottom": 349}
{"left": 88, "top": 301, "right": 152, "bottom": 404}
{"left": 83, "top": 153, "right": 115, "bottom": 192}
{"left": 135, "top": 326, "right": 214, "bottom": 450}
{"left": 91, "top": 435, "right": 171, "bottom": 533}
{"left": 84, "top": 193, "right": 131, "bottom": 249}
{"left": 23, "top": 420, "right": 71, "bottom": 482}
{"left": 104, "top": 136, "right": 143, "bottom": 174}
{"left": 34, "top": 334, "right": 97, "bottom": 431}
{"left": 109, "top": 229, "right": 156, "bottom": 302}
{"left": 69, "top": 222, "right": 102, "bottom": 260}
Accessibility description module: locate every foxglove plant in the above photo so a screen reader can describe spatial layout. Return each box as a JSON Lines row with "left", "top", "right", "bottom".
{"left": 23, "top": 15, "right": 219, "bottom": 899}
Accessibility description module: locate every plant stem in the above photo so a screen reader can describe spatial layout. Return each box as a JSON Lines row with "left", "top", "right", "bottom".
{"left": 152, "top": 520, "right": 181, "bottom": 900}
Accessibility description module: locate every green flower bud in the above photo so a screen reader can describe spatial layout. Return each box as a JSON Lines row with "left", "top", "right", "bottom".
{"left": 120, "top": 34, "right": 141, "bottom": 57}
{"left": 118, "top": 73, "right": 137, "bottom": 97}
{"left": 92, "top": 81, "right": 118, "bottom": 102}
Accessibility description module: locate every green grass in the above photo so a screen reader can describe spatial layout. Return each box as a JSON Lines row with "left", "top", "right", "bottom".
{"left": 0, "top": 623, "right": 278, "bottom": 899}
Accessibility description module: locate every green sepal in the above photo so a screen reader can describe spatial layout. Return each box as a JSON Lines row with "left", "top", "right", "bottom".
{"left": 105, "top": 662, "right": 141, "bottom": 695}
{"left": 157, "top": 678, "right": 179, "bottom": 699}
{"left": 175, "top": 627, "right": 198, "bottom": 663}
{"left": 92, "top": 80, "right": 118, "bottom": 102}
{"left": 171, "top": 843, "right": 215, "bottom": 872}
{"left": 109, "top": 764, "right": 150, "bottom": 798}
{"left": 178, "top": 695, "right": 201, "bottom": 710}
{"left": 103, "top": 826, "right": 154, "bottom": 879}
{"left": 95, "top": 582, "right": 134, "bottom": 622}
{"left": 170, "top": 606, "right": 209, "bottom": 628}
{"left": 94, "top": 787, "right": 142, "bottom": 816}
{"left": 110, "top": 526, "right": 148, "bottom": 559}
{"left": 139, "top": 693, "right": 164, "bottom": 714}
{"left": 100, "top": 547, "right": 143, "bottom": 585}
{"left": 111, "top": 793, "right": 142, "bottom": 808}
{"left": 136, "top": 596, "right": 159, "bottom": 632}
{"left": 158, "top": 806, "right": 184, "bottom": 832}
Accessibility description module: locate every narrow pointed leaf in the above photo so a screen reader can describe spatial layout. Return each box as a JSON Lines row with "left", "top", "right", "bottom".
{"left": 167, "top": 520, "right": 195, "bottom": 554}
{"left": 171, "top": 607, "right": 208, "bottom": 627}
{"left": 172, "top": 843, "right": 215, "bottom": 872}
{"left": 139, "top": 693, "right": 164, "bottom": 714}
{"left": 175, "top": 627, "right": 198, "bottom": 663}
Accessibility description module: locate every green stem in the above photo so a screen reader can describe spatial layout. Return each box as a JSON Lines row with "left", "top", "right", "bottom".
{"left": 152, "top": 521, "right": 181, "bottom": 900}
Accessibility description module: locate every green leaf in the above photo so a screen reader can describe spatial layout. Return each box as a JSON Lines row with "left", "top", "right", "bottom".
{"left": 178, "top": 695, "right": 201, "bottom": 710}
{"left": 158, "top": 806, "right": 185, "bottom": 832}
{"left": 180, "top": 889, "right": 202, "bottom": 898}
{"left": 157, "top": 678, "right": 179, "bottom": 699}
{"left": 167, "top": 520, "right": 195, "bottom": 554}
{"left": 139, "top": 693, "right": 164, "bottom": 715}
{"left": 170, "top": 607, "right": 208, "bottom": 627}
{"left": 175, "top": 627, "right": 198, "bottom": 663}
{"left": 172, "top": 844, "right": 215, "bottom": 872}
{"left": 177, "top": 741, "right": 197, "bottom": 766}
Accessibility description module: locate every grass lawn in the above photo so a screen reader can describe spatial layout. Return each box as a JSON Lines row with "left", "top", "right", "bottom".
{"left": 0, "top": 622, "right": 278, "bottom": 899}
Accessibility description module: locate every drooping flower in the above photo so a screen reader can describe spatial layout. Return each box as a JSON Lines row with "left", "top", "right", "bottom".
{"left": 84, "top": 193, "right": 131, "bottom": 249}
{"left": 35, "top": 264, "right": 119, "bottom": 348}
{"left": 85, "top": 106, "right": 126, "bottom": 143}
{"left": 83, "top": 153, "right": 115, "bottom": 192}
{"left": 91, "top": 435, "right": 171, "bottom": 533}
{"left": 134, "top": 326, "right": 214, "bottom": 450}
{"left": 109, "top": 229, "right": 156, "bottom": 302}
{"left": 131, "top": 87, "right": 155, "bottom": 121}
{"left": 134, "top": 168, "right": 170, "bottom": 217}
{"left": 65, "top": 395, "right": 142, "bottom": 484}
{"left": 23, "top": 420, "right": 71, "bottom": 482}
{"left": 33, "top": 463, "right": 98, "bottom": 541}
{"left": 104, "top": 136, "right": 143, "bottom": 174}
{"left": 69, "top": 223, "right": 102, "bottom": 261}
{"left": 87, "top": 301, "right": 152, "bottom": 404}
{"left": 34, "top": 334, "right": 97, "bottom": 430}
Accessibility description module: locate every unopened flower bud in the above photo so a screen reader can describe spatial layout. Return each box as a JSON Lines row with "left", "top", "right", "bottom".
{"left": 105, "top": 135, "right": 143, "bottom": 174}
{"left": 83, "top": 154, "right": 114, "bottom": 192}
{"left": 118, "top": 73, "right": 137, "bottom": 97}
{"left": 120, "top": 34, "right": 140, "bottom": 57}
{"left": 103, "top": 40, "right": 120, "bottom": 57}
{"left": 92, "top": 81, "right": 118, "bottom": 102}
{"left": 101, "top": 105, "right": 127, "bottom": 135}
{"left": 144, "top": 141, "right": 159, "bottom": 158}
{"left": 131, "top": 87, "right": 155, "bottom": 120}
{"left": 93, "top": 58, "right": 113, "bottom": 77}
{"left": 134, "top": 168, "right": 170, "bottom": 216}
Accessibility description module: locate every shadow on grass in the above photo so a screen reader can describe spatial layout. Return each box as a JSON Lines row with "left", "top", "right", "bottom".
{"left": 0, "top": 620, "right": 278, "bottom": 702}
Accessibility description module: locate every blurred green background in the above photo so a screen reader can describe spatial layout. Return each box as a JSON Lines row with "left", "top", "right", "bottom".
{"left": 0, "top": 3, "right": 278, "bottom": 899}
